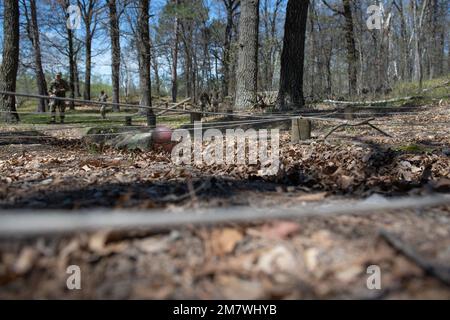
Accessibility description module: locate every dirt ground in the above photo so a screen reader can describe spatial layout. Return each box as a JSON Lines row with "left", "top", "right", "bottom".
{"left": 0, "top": 100, "right": 450, "bottom": 299}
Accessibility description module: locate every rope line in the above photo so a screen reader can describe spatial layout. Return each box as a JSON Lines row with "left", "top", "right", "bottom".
{"left": 0, "top": 195, "right": 448, "bottom": 236}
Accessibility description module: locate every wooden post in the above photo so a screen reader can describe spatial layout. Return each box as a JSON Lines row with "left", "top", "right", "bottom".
{"left": 190, "top": 111, "right": 202, "bottom": 124}
{"left": 291, "top": 117, "right": 311, "bottom": 142}
{"left": 226, "top": 108, "right": 233, "bottom": 121}
{"left": 147, "top": 113, "right": 156, "bottom": 127}
{"left": 344, "top": 105, "right": 354, "bottom": 120}
{"left": 125, "top": 116, "right": 132, "bottom": 126}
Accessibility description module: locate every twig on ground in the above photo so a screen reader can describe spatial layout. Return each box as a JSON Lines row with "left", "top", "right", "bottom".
{"left": 379, "top": 229, "right": 450, "bottom": 287}
{"left": 324, "top": 118, "right": 393, "bottom": 140}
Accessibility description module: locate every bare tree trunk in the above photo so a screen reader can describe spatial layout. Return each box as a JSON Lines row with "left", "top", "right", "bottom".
{"left": 0, "top": 0, "right": 20, "bottom": 122}
{"left": 63, "top": 0, "right": 76, "bottom": 110}
{"left": 222, "top": 0, "right": 239, "bottom": 97}
{"left": 413, "top": 0, "right": 428, "bottom": 90}
{"left": 151, "top": 45, "right": 161, "bottom": 97}
{"left": 171, "top": 0, "right": 180, "bottom": 103}
{"left": 74, "top": 51, "right": 82, "bottom": 97}
{"left": 23, "top": 0, "right": 48, "bottom": 112}
{"left": 78, "top": 0, "right": 99, "bottom": 101}
{"left": 235, "top": 0, "right": 260, "bottom": 110}
{"left": 84, "top": 34, "right": 92, "bottom": 100}
{"left": 276, "top": 0, "right": 309, "bottom": 110}
{"left": 107, "top": 0, "right": 121, "bottom": 109}
{"left": 342, "top": 0, "right": 357, "bottom": 97}
{"left": 137, "top": 0, "right": 154, "bottom": 124}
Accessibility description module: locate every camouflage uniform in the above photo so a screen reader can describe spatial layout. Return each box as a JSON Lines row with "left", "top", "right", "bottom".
{"left": 211, "top": 91, "right": 220, "bottom": 112}
{"left": 98, "top": 92, "right": 108, "bottom": 119}
{"left": 199, "top": 92, "right": 210, "bottom": 114}
{"left": 49, "top": 76, "right": 70, "bottom": 123}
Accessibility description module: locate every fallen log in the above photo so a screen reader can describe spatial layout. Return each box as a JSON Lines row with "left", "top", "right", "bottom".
{"left": 324, "top": 96, "right": 417, "bottom": 107}
{"left": 156, "top": 97, "right": 191, "bottom": 116}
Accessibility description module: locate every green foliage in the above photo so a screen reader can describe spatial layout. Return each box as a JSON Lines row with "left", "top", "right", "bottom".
{"left": 391, "top": 75, "right": 450, "bottom": 99}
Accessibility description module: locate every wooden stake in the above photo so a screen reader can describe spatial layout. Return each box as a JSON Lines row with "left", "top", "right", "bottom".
{"left": 190, "top": 111, "right": 202, "bottom": 124}
{"left": 344, "top": 105, "right": 354, "bottom": 120}
{"left": 291, "top": 118, "right": 311, "bottom": 142}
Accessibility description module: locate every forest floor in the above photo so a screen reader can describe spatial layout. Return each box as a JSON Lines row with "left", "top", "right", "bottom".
{"left": 0, "top": 96, "right": 450, "bottom": 299}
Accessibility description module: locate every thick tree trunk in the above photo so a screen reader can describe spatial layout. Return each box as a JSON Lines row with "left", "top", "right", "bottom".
{"left": 276, "top": 0, "right": 309, "bottom": 110}
{"left": 342, "top": 0, "right": 357, "bottom": 97}
{"left": 0, "top": 0, "right": 20, "bottom": 122}
{"left": 171, "top": 0, "right": 179, "bottom": 103}
{"left": 64, "top": 0, "right": 76, "bottom": 110}
{"left": 25, "top": 0, "right": 48, "bottom": 112}
{"left": 222, "top": 4, "right": 233, "bottom": 97}
{"left": 222, "top": 0, "right": 239, "bottom": 98}
{"left": 67, "top": 27, "right": 76, "bottom": 110}
{"left": 235, "top": 0, "right": 260, "bottom": 110}
{"left": 107, "top": 0, "right": 121, "bottom": 109}
{"left": 84, "top": 34, "right": 92, "bottom": 100}
{"left": 137, "top": 0, "right": 154, "bottom": 122}
{"left": 79, "top": 0, "right": 99, "bottom": 101}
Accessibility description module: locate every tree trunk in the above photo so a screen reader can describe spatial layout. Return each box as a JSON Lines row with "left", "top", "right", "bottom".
{"left": 84, "top": 34, "right": 92, "bottom": 100}
{"left": 151, "top": 46, "right": 161, "bottom": 97}
{"left": 222, "top": 0, "right": 239, "bottom": 98}
{"left": 235, "top": 0, "right": 260, "bottom": 110}
{"left": 137, "top": 0, "right": 154, "bottom": 122}
{"left": 74, "top": 52, "right": 82, "bottom": 97}
{"left": 0, "top": 0, "right": 20, "bottom": 122}
{"left": 342, "top": 0, "right": 357, "bottom": 97}
{"left": 64, "top": 0, "right": 76, "bottom": 110}
{"left": 67, "top": 27, "right": 76, "bottom": 110}
{"left": 107, "top": 0, "right": 121, "bottom": 109}
{"left": 171, "top": 0, "right": 179, "bottom": 103}
{"left": 276, "top": 0, "right": 309, "bottom": 110}
{"left": 24, "top": 0, "right": 48, "bottom": 112}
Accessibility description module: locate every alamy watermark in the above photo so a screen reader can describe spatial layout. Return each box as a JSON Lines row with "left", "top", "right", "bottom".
{"left": 366, "top": 265, "right": 381, "bottom": 290}
{"left": 66, "top": 5, "right": 81, "bottom": 30}
{"left": 171, "top": 122, "right": 280, "bottom": 176}
{"left": 66, "top": 265, "right": 81, "bottom": 290}
{"left": 366, "top": 4, "right": 383, "bottom": 30}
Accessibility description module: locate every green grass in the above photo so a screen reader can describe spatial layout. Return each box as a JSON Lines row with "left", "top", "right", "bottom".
{"left": 394, "top": 144, "right": 435, "bottom": 153}
{"left": 390, "top": 75, "right": 450, "bottom": 99}
{"left": 3, "top": 99, "right": 190, "bottom": 129}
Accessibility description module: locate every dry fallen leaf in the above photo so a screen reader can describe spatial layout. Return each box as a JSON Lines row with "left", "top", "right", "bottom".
{"left": 296, "top": 192, "right": 327, "bottom": 202}
{"left": 257, "top": 245, "right": 297, "bottom": 274}
{"left": 13, "top": 247, "right": 38, "bottom": 275}
{"left": 210, "top": 228, "right": 244, "bottom": 256}
{"left": 250, "top": 220, "right": 301, "bottom": 240}
{"left": 88, "top": 230, "right": 128, "bottom": 256}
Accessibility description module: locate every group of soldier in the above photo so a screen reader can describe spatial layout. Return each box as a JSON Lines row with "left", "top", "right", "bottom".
{"left": 47, "top": 73, "right": 108, "bottom": 124}
{"left": 47, "top": 72, "right": 227, "bottom": 124}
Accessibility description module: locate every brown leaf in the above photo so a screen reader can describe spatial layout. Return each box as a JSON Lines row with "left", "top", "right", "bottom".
{"left": 88, "top": 230, "right": 128, "bottom": 256}
{"left": 296, "top": 192, "right": 327, "bottom": 202}
{"left": 210, "top": 228, "right": 244, "bottom": 256}
{"left": 13, "top": 247, "right": 38, "bottom": 275}
{"left": 251, "top": 220, "right": 301, "bottom": 240}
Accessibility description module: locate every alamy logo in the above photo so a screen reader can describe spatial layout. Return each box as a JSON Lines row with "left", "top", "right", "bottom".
{"left": 66, "top": 5, "right": 81, "bottom": 30}
{"left": 366, "top": 265, "right": 381, "bottom": 290}
{"left": 66, "top": 265, "right": 81, "bottom": 290}
{"left": 367, "top": 4, "right": 382, "bottom": 30}
{"left": 171, "top": 122, "right": 280, "bottom": 176}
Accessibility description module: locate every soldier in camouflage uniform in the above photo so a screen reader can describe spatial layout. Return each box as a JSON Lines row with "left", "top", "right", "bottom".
{"left": 211, "top": 90, "right": 220, "bottom": 113}
{"left": 98, "top": 90, "right": 108, "bottom": 119}
{"left": 49, "top": 72, "right": 70, "bottom": 124}
{"left": 199, "top": 91, "right": 210, "bottom": 115}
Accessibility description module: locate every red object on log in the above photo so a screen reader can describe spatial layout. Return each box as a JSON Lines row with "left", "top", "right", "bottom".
{"left": 152, "top": 125, "right": 174, "bottom": 153}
